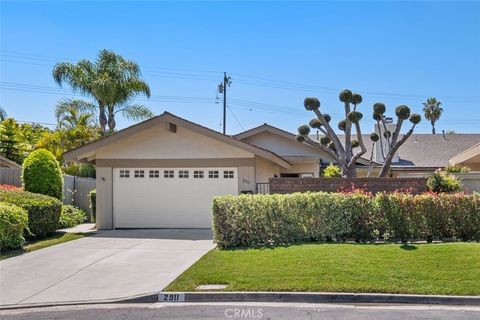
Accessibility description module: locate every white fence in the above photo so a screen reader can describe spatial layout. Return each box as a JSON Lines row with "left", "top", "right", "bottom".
{"left": 0, "top": 168, "right": 96, "bottom": 214}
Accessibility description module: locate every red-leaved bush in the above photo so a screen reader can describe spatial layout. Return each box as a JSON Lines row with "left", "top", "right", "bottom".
{"left": 213, "top": 191, "right": 480, "bottom": 248}
{"left": 0, "top": 184, "right": 22, "bottom": 191}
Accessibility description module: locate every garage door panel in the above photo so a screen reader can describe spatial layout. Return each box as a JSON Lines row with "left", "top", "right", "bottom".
{"left": 113, "top": 168, "right": 238, "bottom": 228}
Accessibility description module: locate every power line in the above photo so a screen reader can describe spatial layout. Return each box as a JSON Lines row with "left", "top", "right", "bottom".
{"left": 2, "top": 50, "right": 480, "bottom": 104}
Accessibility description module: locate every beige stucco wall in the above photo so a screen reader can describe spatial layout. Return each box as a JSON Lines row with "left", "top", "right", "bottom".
{"left": 255, "top": 156, "right": 280, "bottom": 183}
{"left": 96, "top": 123, "right": 254, "bottom": 159}
{"left": 96, "top": 167, "right": 113, "bottom": 230}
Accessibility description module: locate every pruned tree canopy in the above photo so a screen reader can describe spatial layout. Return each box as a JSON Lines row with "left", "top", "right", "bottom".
{"left": 296, "top": 89, "right": 421, "bottom": 178}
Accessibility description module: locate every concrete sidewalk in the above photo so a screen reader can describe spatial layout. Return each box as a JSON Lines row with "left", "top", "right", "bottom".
{"left": 0, "top": 229, "right": 214, "bottom": 307}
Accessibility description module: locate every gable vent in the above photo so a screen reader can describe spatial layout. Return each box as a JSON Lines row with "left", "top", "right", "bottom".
{"left": 168, "top": 123, "right": 177, "bottom": 133}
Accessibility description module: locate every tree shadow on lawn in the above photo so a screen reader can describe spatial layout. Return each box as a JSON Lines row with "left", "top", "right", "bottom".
{"left": 221, "top": 241, "right": 421, "bottom": 252}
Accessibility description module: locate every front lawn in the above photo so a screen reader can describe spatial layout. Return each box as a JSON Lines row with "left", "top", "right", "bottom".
{"left": 166, "top": 243, "right": 480, "bottom": 295}
{"left": 0, "top": 232, "right": 85, "bottom": 260}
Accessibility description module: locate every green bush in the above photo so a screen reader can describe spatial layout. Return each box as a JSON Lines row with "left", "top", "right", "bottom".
{"left": 213, "top": 191, "right": 480, "bottom": 248}
{"left": 0, "top": 189, "right": 62, "bottom": 239}
{"left": 322, "top": 164, "right": 342, "bottom": 177}
{"left": 444, "top": 164, "right": 470, "bottom": 174}
{"left": 426, "top": 169, "right": 463, "bottom": 193}
{"left": 59, "top": 205, "right": 86, "bottom": 229}
{"left": 89, "top": 189, "right": 96, "bottom": 222}
{"left": 0, "top": 202, "right": 28, "bottom": 250}
{"left": 22, "top": 149, "right": 63, "bottom": 200}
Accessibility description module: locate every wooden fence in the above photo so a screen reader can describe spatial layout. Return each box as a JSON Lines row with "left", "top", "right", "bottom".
{"left": 0, "top": 169, "right": 96, "bottom": 214}
{"left": 0, "top": 168, "right": 21, "bottom": 186}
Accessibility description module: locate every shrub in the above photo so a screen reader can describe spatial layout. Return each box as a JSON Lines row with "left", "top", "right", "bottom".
{"left": 213, "top": 191, "right": 480, "bottom": 248}
{"left": 444, "top": 164, "right": 470, "bottom": 174}
{"left": 322, "top": 164, "right": 342, "bottom": 177}
{"left": 0, "top": 189, "right": 62, "bottom": 239}
{"left": 59, "top": 205, "right": 86, "bottom": 229}
{"left": 426, "top": 169, "right": 462, "bottom": 193}
{"left": 0, "top": 202, "right": 28, "bottom": 250}
{"left": 22, "top": 149, "right": 63, "bottom": 200}
{"left": 89, "top": 189, "right": 96, "bottom": 222}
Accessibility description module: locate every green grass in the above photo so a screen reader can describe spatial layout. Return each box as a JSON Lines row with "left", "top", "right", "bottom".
{"left": 0, "top": 232, "right": 85, "bottom": 260}
{"left": 166, "top": 243, "right": 480, "bottom": 295}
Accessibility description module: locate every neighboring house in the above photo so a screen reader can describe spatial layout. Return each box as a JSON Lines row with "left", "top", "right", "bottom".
{"left": 0, "top": 155, "right": 21, "bottom": 169}
{"left": 64, "top": 112, "right": 480, "bottom": 230}
{"left": 449, "top": 142, "right": 480, "bottom": 171}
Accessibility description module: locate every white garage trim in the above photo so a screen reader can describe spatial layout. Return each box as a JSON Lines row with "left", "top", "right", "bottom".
{"left": 113, "top": 167, "right": 238, "bottom": 229}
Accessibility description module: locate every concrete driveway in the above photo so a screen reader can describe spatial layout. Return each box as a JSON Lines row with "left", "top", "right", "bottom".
{"left": 0, "top": 229, "right": 214, "bottom": 307}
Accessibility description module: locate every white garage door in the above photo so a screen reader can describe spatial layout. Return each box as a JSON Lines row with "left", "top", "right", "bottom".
{"left": 113, "top": 168, "right": 238, "bottom": 228}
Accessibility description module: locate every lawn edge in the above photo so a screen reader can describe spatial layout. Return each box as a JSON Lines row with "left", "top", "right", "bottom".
{"left": 2, "top": 291, "right": 480, "bottom": 310}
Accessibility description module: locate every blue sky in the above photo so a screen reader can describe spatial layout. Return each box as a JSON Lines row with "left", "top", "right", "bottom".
{"left": 1, "top": 1, "right": 479, "bottom": 135}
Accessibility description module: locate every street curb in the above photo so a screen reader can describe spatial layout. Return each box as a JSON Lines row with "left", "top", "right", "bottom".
{"left": 2, "top": 291, "right": 480, "bottom": 310}
{"left": 167, "top": 292, "right": 480, "bottom": 306}
{"left": 0, "top": 292, "right": 158, "bottom": 310}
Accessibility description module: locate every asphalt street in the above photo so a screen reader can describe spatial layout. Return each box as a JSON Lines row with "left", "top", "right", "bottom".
{"left": 1, "top": 302, "right": 480, "bottom": 320}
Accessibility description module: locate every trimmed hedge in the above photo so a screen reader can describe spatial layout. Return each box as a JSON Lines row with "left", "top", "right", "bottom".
{"left": 89, "top": 189, "right": 96, "bottom": 222}
{"left": 22, "top": 149, "right": 63, "bottom": 200}
{"left": 213, "top": 191, "right": 480, "bottom": 248}
{"left": 0, "top": 189, "right": 62, "bottom": 239}
{"left": 59, "top": 205, "right": 86, "bottom": 229}
{"left": 0, "top": 202, "right": 28, "bottom": 250}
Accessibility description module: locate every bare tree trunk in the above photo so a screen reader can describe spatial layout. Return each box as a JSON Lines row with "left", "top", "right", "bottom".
{"left": 98, "top": 103, "right": 107, "bottom": 136}
{"left": 431, "top": 120, "right": 436, "bottom": 134}
{"left": 107, "top": 107, "right": 116, "bottom": 133}
{"left": 378, "top": 126, "right": 416, "bottom": 177}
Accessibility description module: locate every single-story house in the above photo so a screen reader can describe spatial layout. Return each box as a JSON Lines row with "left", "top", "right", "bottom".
{"left": 64, "top": 112, "right": 480, "bottom": 230}
{"left": 65, "top": 112, "right": 369, "bottom": 230}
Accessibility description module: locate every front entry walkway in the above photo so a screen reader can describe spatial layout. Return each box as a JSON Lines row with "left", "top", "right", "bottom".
{"left": 0, "top": 229, "right": 214, "bottom": 306}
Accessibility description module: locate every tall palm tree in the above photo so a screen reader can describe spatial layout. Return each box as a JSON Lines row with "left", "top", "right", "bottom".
{"left": 422, "top": 97, "right": 443, "bottom": 134}
{"left": 52, "top": 49, "right": 154, "bottom": 135}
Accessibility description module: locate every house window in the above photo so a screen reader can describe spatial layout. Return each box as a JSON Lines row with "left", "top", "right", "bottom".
{"left": 223, "top": 170, "right": 234, "bottom": 179}
{"left": 149, "top": 170, "right": 159, "bottom": 178}
{"left": 179, "top": 170, "right": 189, "bottom": 178}
{"left": 134, "top": 170, "right": 144, "bottom": 178}
{"left": 119, "top": 170, "right": 130, "bottom": 178}
{"left": 164, "top": 170, "right": 174, "bottom": 178}
{"left": 194, "top": 170, "right": 204, "bottom": 178}
{"left": 208, "top": 170, "right": 219, "bottom": 178}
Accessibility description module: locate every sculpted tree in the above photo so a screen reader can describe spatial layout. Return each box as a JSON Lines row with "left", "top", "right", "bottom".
{"left": 296, "top": 89, "right": 421, "bottom": 178}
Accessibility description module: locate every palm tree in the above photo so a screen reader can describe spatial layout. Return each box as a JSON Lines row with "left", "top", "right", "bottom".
{"left": 52, "top": 49, "right": 154, "bottom": 135}
{"left": 0, "top": 106, "right": 7, "bottom": 121}
{"left": 422, "top": 97, "right": 443, "bottom": 134}
{"left": 55, "top": 99, "right": 97, "bottom": 129}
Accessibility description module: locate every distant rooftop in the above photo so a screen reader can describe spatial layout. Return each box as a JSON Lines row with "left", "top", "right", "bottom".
{"left": 308, "top": 133, "right": 480, "bottom": 168}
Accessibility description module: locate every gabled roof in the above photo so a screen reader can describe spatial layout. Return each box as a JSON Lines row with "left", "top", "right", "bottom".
{"left": 450, "top": 142, "right": 480, "bottom": 166}
{"left": 63, "top": 112, "right": 292, "bottom": 169}
{"left": 236, "top": 123, "right": 374, "bottom": 166}
{"left": 0, "top": 155, "right": 21, "bottom": 169}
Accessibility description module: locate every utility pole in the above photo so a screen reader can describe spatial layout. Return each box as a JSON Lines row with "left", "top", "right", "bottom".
{"left": 218, "top": 72, "right": 232, "bottom": 134}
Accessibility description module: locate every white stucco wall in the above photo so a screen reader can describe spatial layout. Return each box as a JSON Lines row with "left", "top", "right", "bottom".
{"left": 96, "top": 123, "right": 254, "bottom": 159}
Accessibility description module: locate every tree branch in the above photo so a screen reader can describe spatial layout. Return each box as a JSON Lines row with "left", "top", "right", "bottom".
{"left": 312, "top": 109, "right": 346, "bottom": 161}
{"left": 348, "top": 121, "right": 368, "bottom": 168}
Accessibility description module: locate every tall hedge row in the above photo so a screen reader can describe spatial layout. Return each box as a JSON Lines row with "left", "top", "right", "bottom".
{"left": 0, "top": 202, "right": 28, "bottom": 250}
{"left": 213, "top": 191, "right": 480, "bottom": 248}
{"left": 0, "top": 189, "right": 62, "bottom": 239}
